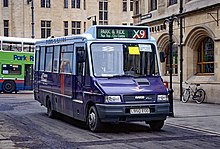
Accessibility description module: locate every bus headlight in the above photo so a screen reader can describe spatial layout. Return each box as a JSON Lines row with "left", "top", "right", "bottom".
{"left": 157, "top": 95, "right": 168, "bottom": 102}
{"left": 105, "top": 96, "right": 121, "bottom": 103}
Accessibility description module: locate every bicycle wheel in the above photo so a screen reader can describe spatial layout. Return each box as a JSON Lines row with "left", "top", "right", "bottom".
{"left": 193, "top": 89, "right": 206, "bottom": 104}
{"left": 182, "top": 89, "right": 190, "bottom": 103}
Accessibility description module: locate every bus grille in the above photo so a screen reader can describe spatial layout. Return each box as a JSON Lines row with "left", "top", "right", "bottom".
{"left": 123, "top": 95, "right": 156, "bottom": 102}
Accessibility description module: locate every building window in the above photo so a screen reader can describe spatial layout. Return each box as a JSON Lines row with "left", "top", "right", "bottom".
{"left": 72, "top": 21, "right": 81, "bottom": 34}
{"left": 3, "top": 0, "right": 8, "bottom": 7}
{"left": 168, "top": 0, "right": 177, "bottom": 6}
{"left": 135, "top": 0, "right": 139, "bottom": 15}
{"left": 130, "top": 0, "right": 133, "bottom": 11}
{"left": 71, "top": 0, "right": 80, "bottom": 8}
{"left": 41, "top": 0, "right": 50, "bottom": 8}
{"left": 197, "top": 37, "right": 214, "bottom": 74}
{"left": 4, "top": 20, "right": 9, "bottom": 37}
{"left": 123, "top": 0, "right": 127, "bottom": 12}
{"left": 99, "top": 0, "right": 108, "bottom": 25}
{"left": 166, "top": 44, "right": 178, "bottom": 75}
{"left": 41, "top": 20, "right": 51, "bottom": 38}
{"left": 150, "top": 0, "right": 157, "bottom": 11}
{"left": 64, "top": 0, "right": 68, "bottom": 8}
{"left": 64, "top": 21, "right": 68, "bottom": 36}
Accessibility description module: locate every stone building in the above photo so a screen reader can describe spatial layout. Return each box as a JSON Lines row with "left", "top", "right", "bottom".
{"left": 133, "top": 0, "right": 220, "bottom": 103}
{"left": 0, "top": 0, "right": 134, "bottom": 38}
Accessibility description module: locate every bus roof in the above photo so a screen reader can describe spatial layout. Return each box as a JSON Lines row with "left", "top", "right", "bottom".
{"left": 36, "top": 25, "right": 154, "bottom": 46}
{"left": 0, "top": 36, "right": 40, "bottom": 44}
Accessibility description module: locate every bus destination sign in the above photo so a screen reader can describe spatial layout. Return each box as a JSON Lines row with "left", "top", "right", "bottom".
{"left": 97, "top": 27, "right": 149, "bottom": 39}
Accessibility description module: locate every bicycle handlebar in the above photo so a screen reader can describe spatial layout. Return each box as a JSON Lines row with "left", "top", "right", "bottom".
{"left": 185, "top": 81, "right": 200, "bottom": 86}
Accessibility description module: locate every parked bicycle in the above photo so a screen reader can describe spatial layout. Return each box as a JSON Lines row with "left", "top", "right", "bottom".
{"left": 182, "top": 82, "right": 206, "bottom": 104}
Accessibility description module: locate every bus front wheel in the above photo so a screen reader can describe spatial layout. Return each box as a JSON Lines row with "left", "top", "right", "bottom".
{"left": 148, "top": 120, "right": 164, "bottom": 131}
{"left": 2, "top": 81, "right": 15, "bottom": 93}
{"left": 87, "top": 106, "right": 102, "bottom": 132}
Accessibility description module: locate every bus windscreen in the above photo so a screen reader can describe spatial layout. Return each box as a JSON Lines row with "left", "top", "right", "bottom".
{"left": 91, "top": 43, "right": 159, "bottom": 77}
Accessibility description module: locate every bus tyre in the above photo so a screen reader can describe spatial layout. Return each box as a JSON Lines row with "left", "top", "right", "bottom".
{"left": 148, "top": 120, "right": 164, "bottom": 131}
{"left": 2, "top": 81, "right": 15, "bottom": 93}
{"left": 47, "top": 100, "right": 56, "bottom": 118}
{"left": 87, "top": 106, "right": 102, "bottom": 132}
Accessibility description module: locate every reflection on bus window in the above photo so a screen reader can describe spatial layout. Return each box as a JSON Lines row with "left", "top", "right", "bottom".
{"left": 1, "top": 64, "right": 21, "bottom": 75}
{"left": 92, "top": 44, "right": 124, "bottom": 76}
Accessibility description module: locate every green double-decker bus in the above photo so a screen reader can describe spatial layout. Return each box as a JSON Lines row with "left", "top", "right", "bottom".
{"left": 0, "top": 36, "right": 37, "bottom": 93}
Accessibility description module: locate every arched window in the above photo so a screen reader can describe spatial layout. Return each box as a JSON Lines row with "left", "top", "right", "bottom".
{"left": 197, "top": 37, "right": 214, "bottom": 74}
{"left": 165, "top": 44, "right": 178, "bottom": 75}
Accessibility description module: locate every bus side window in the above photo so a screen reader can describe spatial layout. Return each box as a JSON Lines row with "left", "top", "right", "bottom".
{"left": 35, "top": 47, "right": 40, "bottom": 71}
{"left": 60, "top": 45, "right": 74, "bottom": 74}
{"left": 39, "top": 47, "right": 45, "bottom": 71}
{"left": 24, "top": 44, "right": 34, "bottom": 52}
{"left": 45, "top": 46, "right": 53, "bottom": 72}
{"left": 53, "top": 45, "right": 60, "bottom": 73}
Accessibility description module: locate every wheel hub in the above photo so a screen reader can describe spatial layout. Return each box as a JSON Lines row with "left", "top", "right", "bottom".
{"left": 6, "top": 83, "right": 12, "bottom": 90}
{"left": 89, "top": 112, "right": 96, "bottom": 127}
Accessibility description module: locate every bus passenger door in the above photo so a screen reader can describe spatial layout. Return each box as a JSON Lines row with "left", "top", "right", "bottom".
{"left": 24, "top": 64, "right": 33, "bottom": 90}
{"left": 73, "top": 44, "right": 86, "bottom": 120}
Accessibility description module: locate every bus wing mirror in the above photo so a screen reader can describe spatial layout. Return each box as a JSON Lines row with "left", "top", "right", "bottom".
{"left": 159, "top": 52, "right": 166, "bottom": 63}
{"left": 76, "top": 48, "right": 86, "bottom": 63}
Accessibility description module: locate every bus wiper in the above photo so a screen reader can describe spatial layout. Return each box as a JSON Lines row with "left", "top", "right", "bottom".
{"left": 111, "top": 74, "right": 133, "bottom": 78}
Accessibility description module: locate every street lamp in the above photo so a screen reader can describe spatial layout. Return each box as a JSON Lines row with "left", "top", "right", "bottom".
{"left": 27, "top": 0, "right": 35, "bottom": 38}
{"left": 179, "top": 0, "right": 184, "bottom": 102}
{"left": 164, "top": 15, "right": 179, "bottom": 117}
{"left": 87, "top": 15, "right": 97, "bottom": 25}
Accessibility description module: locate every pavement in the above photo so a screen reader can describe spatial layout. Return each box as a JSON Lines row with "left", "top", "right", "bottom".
{"left": 167, "top": 100, "right": 220, "bottom": 135}
{"left": 0, "top": 98, "right": 220, "bottom": 148}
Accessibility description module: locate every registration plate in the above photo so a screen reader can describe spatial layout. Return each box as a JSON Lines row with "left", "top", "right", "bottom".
{"left": 130, "top": 108, "right": 150, "bottom": 114}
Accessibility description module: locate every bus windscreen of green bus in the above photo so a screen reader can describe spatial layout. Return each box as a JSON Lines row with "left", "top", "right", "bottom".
{"left": 2, "top": 64, "right": 21, "bottom": 75}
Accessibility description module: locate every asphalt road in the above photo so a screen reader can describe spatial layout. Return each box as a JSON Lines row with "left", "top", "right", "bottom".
{"left": 0, "top": 91, "right": 220, "bottom": 149}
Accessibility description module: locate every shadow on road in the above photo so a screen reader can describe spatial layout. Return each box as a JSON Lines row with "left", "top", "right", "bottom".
{"left": 53, "top": 112, "right": 157, "bottom": 133}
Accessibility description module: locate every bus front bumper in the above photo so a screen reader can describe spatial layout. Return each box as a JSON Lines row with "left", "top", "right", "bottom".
{"left": 96, "top": 103, "right": 170, "bottom": 123}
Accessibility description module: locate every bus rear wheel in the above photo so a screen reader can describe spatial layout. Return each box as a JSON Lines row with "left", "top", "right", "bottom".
{"left": 2, "top": 81, "right": 15, "bottom": 93}
{"left": 87, "top": 106, "right": 102, "bottom": 132}
{"left": 46, "top": 100, "right": 56, "bottom": 118}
